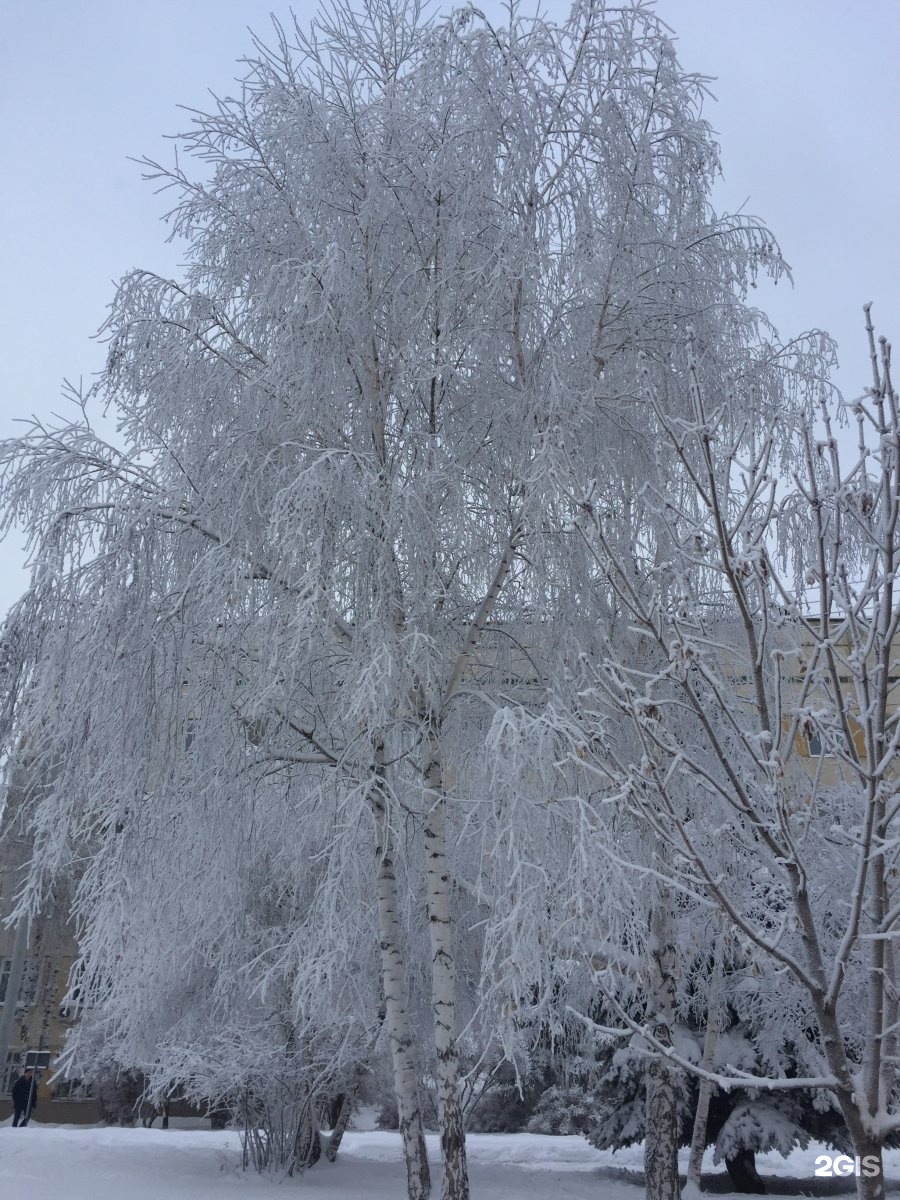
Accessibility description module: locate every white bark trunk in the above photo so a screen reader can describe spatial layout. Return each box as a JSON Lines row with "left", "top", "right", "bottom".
{"left": 372, "top": 754, "right": 431, "bottom": 1200}
{"left": 324, "top": 1072, "right": 362, "bottom": 1163}
{"left": 683, "top": 935, "right": 724, "bottom": 1197}
{"left": 423, "top": 726, "right": 469, "bottom": 1200}
{"left": 645, "top": 898, "right": 680, "bottom": 1200}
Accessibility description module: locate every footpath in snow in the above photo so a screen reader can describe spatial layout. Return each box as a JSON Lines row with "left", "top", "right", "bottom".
{"left": 1, "top": 1125, "right": 897, "bottom": 1198}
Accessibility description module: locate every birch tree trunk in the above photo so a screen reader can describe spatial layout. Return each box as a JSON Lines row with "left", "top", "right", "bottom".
{"left": 423, "top": 724, "right": 469, "bottom": 1200}
{"left": 323, "top": 1091, "right": 354, "bottom": 1163}
{"left": 371, "top": 749, "right": 431, "bottom": 1200}
{"left": 645, "top": 898, "right": 680, "bottom": 1200}
{"left": 326, "top": 1080, "right": 362, "bottom": 1161}
{"left": 683, "top": 934, "right": 724, "bottom": 1198}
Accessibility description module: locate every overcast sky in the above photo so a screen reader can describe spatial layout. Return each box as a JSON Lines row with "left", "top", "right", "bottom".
{"left": 1, "top": 0, "right": 898, "bottom": 618}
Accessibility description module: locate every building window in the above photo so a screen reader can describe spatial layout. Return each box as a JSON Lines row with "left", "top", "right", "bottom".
{"left": 60, "top": 964, "right": 85, "bottom": 1020}
{"left": 54, "top": 1077, "right": 90, "bottom": 1100}
{"left": 0, "top": 957, "right": 30, "bottom": 1008}
{"left": 2, "top": 1050, "right": 22, "bottom": 1093}
{"left": 185, "top": 716, "right": 199, "bottom": 750}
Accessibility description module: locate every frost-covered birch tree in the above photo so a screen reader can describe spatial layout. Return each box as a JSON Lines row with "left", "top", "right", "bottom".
{"left": 0, "top": 1, "right": 825, "bottom": 1196}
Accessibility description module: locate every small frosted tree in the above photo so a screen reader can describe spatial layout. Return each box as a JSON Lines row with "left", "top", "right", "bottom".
{"left": 510, "top": 312, "right": 900, "bottom": 1200}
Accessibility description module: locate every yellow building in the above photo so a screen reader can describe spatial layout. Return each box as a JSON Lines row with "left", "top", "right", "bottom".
{"left": 0, "top": 815, "right": 98, "bottom": 1123}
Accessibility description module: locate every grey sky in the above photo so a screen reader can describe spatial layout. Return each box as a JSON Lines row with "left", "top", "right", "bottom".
{"left": 1, "top": 1, "right": 898, "bottom": 619}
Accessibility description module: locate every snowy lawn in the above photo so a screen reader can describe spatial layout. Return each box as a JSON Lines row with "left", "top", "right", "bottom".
{"left": 1, "top": 1125, "right": 898, "bottom": 1198}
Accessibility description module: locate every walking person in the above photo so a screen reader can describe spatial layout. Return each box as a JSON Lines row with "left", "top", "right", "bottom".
{"left": 11, "top": 1066, "right": 37, "bottom": 1126}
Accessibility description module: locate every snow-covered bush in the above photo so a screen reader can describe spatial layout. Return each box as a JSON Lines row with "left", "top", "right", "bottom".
{"left": 526, "top": 1085, "right": 597, "bottom": 1137}
{"left": 712, "top": 1100, "right": 810, "bottom": 1165}
{"left": 90, "top": 1065, "right": 144, "bottom": 1127}
{"left": 464, "top": 1062, "right": 547, "bottom": 1134}
{"left": 586, "top": 1035, "right": 696, "bottom": 1152}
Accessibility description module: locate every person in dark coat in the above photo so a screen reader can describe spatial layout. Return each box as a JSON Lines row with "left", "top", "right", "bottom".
{"left": 11, "top": 1067, "right": 37, "bottom": 1126}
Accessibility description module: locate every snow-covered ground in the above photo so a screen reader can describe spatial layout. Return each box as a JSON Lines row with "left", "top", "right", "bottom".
{"left": 1, "top": 1124, "right": 897, "bottom": 1198}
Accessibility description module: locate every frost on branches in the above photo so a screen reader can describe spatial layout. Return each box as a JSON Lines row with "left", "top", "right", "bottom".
{"left": 0, "top": 0, "right": 852, "bottom": 1197}
{"left": 490, "top": 312, "right": 897, "bottom": 1200}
